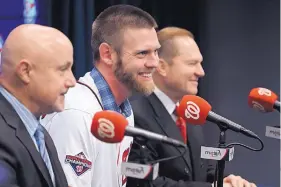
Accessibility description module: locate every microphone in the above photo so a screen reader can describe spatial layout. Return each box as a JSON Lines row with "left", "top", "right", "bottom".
{"left": 91, "top": 110, "right": 187, "bottom": 147}
{"left": 248, "top": 87, "right": 280, "bottom": 112}
{"left": 177, "top": 95, "right": 258, "bottom": 138}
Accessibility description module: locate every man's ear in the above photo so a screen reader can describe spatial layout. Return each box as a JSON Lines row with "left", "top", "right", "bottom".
{"left": 99, "top": 43, "right": 115, "bottom": 66}
{"left": 156, "top": 58, "right": 169, "bottom": 77}
{"left": 15, "top": 60, "right": 32, "bottom": 84}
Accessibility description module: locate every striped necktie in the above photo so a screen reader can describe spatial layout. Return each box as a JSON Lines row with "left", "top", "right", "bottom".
{"left": 34, "top": 124, "right": 55, "bottom": 186}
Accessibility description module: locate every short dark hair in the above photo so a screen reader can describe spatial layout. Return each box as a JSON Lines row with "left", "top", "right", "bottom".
{"left": 91, "top": 4, "right": 158, "bottom": 62}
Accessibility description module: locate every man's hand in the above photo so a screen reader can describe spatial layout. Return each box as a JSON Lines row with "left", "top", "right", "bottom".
{"left": 223, "top": 174, "right": 257, "bottom": 187}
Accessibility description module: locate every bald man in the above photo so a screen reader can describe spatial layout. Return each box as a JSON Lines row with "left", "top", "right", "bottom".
{"left": 0, "top": 24, "right": 76, "bottom": 187}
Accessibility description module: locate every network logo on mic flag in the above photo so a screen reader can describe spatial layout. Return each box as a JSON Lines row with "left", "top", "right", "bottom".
{"left": 265, "top": 126, "right": 280, "bottom": 139}
{"left": 23, "top": 0, "right": 37, "bottom": 24}
{"left": 200, "top": 146, "right": 234, "bottom": 161}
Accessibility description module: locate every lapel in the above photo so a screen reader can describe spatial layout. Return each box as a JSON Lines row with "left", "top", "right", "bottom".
{"left": 45, "top": 132, "right": 63, "bottom": 187}
{"left": 0, "top": 94, "right": 53, "bottom": 187}
{"left": 147, "top": 93, "right": 192, "bottom": 171}
{"left": 186, "top": 124, "right": 205, "bottom": 180}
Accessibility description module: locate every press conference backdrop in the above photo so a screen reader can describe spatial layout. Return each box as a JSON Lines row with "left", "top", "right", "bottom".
{"left": 198, "top": 1, "right": 280, "bottom": 187}
{"left": 0, "top": 1, "right": 279, "bottom": 187}
{"left": 0, "top": 0, "right": 48, "bottom": 55}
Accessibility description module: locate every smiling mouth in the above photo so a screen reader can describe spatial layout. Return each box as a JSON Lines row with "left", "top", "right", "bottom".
{"left": 138, "top": 72, "right": 152, "bottom": 78}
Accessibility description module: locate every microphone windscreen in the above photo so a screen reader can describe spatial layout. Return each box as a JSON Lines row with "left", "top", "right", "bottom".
{"left": 248, "top": 88, "right": 278, "bottom": 112}
{"left": 178, "top": 95, "right": 212, "bottom": 125}
{"left": 91, "top": 110, "right": 128, "bottom": 143}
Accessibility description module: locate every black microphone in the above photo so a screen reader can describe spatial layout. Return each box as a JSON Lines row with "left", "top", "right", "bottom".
{"left": 177, "top": 95, "right": 258, "bottom": 139}
{"left": 208, "top": 111, "right": 258, "bottom": 138}
{"left": 91, "top": 110, "right": 187, "bottom": 148}
{"left": 274, "top": 101, "right": 280, "bottom": 112}
{"left": 125, "top": 126, "right": 187, "bottom": 148}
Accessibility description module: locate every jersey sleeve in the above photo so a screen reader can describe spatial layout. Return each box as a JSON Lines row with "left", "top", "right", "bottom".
{"left": 41, "top": 109, "right": 97, "bottom": 187}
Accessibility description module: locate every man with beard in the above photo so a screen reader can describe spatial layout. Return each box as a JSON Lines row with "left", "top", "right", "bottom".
{"left": 40, "top": 4, "right": 160, "bottom": 187}
{"left": 127, "top": 27, "right": 257, "bottom": 187}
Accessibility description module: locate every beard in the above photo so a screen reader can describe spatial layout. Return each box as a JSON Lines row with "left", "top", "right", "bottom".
{"left": 113, "top": 58, "right": 155, "bottom": 96}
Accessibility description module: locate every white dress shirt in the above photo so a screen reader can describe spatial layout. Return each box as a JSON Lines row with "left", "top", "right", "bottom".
{"left": 154, "top": 86, "right": 178, "bottom": 122}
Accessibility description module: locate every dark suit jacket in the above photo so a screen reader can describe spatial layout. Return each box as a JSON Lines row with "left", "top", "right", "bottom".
{"left": 0, "top": 94, "right": 68, "bottom": 187}
{"left": 127, "top": 93, "right": 215, "bottom": 187}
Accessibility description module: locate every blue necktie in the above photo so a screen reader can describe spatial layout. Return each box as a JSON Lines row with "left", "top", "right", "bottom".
{"left": 34, "top": 124, "right": 55, "bottom": 186}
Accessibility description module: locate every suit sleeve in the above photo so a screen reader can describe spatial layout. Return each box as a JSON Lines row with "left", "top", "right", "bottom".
{"left": 127, "top": 117, "right": 212, "bottom": 187}
{"left": 0, "top": 129, "right": 19, "bottom": 186}
{"left": 41, "top": 110, "right": 97, "bottom": 187}
{"left": 205, "top": 160, "right": 229, "bottom": 183}
{"left": 0, "top": 160, "right": 18, "bottom": 186}
{"left": 206, "top": 160, "right": 216, "bottom": 183}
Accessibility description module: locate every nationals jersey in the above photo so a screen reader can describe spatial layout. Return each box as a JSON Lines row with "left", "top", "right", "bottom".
{"left": 41, "top": 72, "right": 134, "bottom": 187}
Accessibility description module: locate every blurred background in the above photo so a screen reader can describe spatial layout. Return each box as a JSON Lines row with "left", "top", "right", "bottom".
{"left": 0, "top": 0, "right": 280, "bottom": 187}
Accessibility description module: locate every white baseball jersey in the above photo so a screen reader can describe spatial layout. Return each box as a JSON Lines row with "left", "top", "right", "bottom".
{"left": 41, "top": 72, "right": 134, "bottom": 187}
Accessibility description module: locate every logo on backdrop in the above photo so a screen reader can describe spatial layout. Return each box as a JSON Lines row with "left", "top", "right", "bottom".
{"left": 0, "top": 35, "right": 4, "bottom": 69}
{"left": 23, "top": 0, "right": 37, "bottom": 23}
{"left": 0, "top": 35, "right": 3, "bottom": 53}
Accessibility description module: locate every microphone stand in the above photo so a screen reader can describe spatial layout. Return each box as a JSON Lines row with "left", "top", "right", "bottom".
{"left": 128, "top": 138, "right": 187, "bottom": 187}
{"left": 216, "top": 125, "right": 227, "bottom": 187}
{"left": 132, "top": 139, "right": 156, "bottom": 187}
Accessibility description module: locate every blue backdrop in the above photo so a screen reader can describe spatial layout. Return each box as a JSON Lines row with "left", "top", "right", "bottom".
{"left": 0, "top": 0, "right": 48, "bottom": 53}
{"left": 0, "top": 1, "right": 279, "bottom": 187}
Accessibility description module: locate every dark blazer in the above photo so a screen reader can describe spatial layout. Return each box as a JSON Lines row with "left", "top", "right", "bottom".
{"left": 0, "top": 93, "right": 68, "bottom": 187}
{"left": 127, "top": 93, "right": 215, "bottom": 187}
